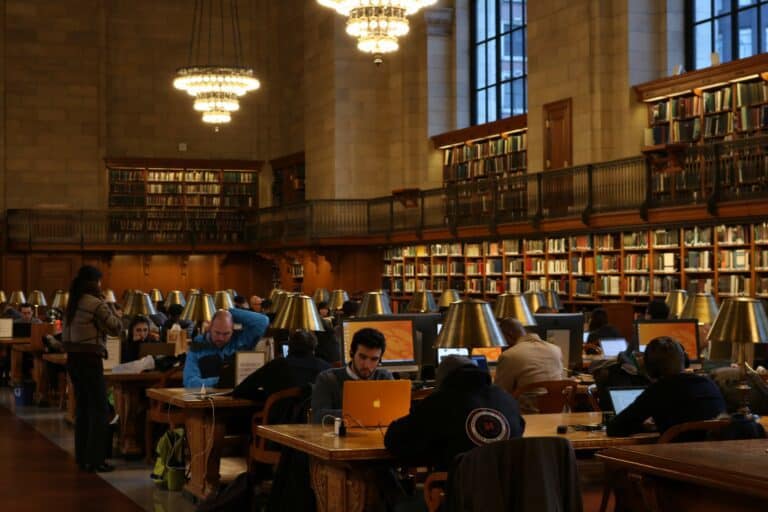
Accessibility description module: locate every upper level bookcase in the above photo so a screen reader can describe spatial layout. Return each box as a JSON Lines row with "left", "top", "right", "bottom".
{"left": 636, "top": 54, "right": 768, "bottom": 147}
{"left": 107, "top": 158, "right": 262, "bottom": 210}
{"left": 270, "top": 152, "right": 305, "bottom": 207}
{"left": 432, "top": 115, "right": 527, "bottom": 184}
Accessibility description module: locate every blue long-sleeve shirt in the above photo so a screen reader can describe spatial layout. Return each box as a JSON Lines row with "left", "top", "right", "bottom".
{"left": 183, "top": 308, "right": 269, "bottom": 388}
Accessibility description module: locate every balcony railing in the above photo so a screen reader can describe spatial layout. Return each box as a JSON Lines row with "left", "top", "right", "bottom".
{"left": 6, "top": 137, "right": 768, "bottom": 249}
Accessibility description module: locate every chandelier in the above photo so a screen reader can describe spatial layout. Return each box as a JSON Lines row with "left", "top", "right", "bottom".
{"left": 317, "top": 0, "right": 438, "bottom": 63}
{"left": 173, "top": 0, "right": 260, "bottom": 125}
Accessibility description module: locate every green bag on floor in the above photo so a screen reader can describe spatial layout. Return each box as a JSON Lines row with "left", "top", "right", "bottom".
{"left": 150, "top": 428, "right": 187, "bottom": 491}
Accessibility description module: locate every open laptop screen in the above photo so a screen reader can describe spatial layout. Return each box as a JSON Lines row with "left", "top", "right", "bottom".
{"left": 437, "top": 347, "right": 469, "bottom": 364}
{"left": 600, "top": 338, "right": 627, "bottom": 358}
{"left": 608, "top": 387, "right": 645, "bottom": 414}
{"left": 342, "top": 319, "right": 416, "bottom": 365}
{"left": 635, "top": 319, "right": 700, "bottom": 360}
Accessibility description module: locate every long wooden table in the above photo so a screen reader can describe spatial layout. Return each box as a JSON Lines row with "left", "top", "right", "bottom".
{"left": 598, "top": 439, "right": 768, "bottom": 512}
{"left": 146, "top": 387, "right": 260, "bottom": 500}
{"left": 257, "top": 412, "right": 658, "bottom": 512}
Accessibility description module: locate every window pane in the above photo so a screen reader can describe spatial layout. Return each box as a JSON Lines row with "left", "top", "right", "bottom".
{"left": 738, "top": 0, "right": 756, "bottom": 7}
{"left": 715, "top": 15, "right": 733, "bottom": 62}
{"left": 695, "top": 0, "right": 712, "bottom": 21}
{"left": 487, "top": 38, "right": 497, "bottom": 85}
{"left": 715, "top": 0, "right": 730, "bottom": 15}
{"left": 501, "top": 81, "right": 512, "bottom": 118}
{"left": 476, "top": 43, "right": 487, "bottom": 88}
{"left": 476, "top": 89, "right": 487, "bottom": 125}
{"left": 501, "top": 32, "right": 512, "bottom": 80}
{"left": 738, "top": 8, "right": 758, "bottom": 58}
{"left": 763, "top": 4, "right": 768, "bottom": 52}
{"left": 695, "top": 22, "right": 713, "bottom": 69}
{"left": 487, "top": 85, "right": 497, "bottom": 122}
{"left": 486, "top": 0, "right": 497, "bottom": 39}
{"left": 512, "top": 28, "right": 525, "bottom": 77}
{"left": 512, "top": 0, "right": 525, "bottom": 28}
{"left": 475, "top": 0, "right": 486, "bottom": 41}
{"left": 500, "top": 0, "right": 511, "bottom": 33}
{"left": 512, "top": 78, "right": 526, "bottom": 116}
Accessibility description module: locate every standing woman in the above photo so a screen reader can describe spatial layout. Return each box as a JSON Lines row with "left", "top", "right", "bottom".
{"left": 62, "top": 265, "right": 123, "bottom": 472}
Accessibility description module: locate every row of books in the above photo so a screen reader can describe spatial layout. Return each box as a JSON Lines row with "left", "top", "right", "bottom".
{"left": 442, "top": 134, "right": 527, "bottom": 165}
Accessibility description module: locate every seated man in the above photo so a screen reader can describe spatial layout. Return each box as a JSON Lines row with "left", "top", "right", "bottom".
{"left": 249, "top": 295, "right": 263, "bottom": 312}
{"left": 494, "top": 318, "right": 564, "bottom": 394}
{"left": 607, "top": 336, "right": 726, "bottom": 437}
{"left": 385, "top": 355, "right": 525, "bottom": 470}
{"left": 585, "top": 308, "right": 622, "bottom": 354}
{"left": 311, "top": 327, "right": 392, "bottom": 422}
{"left": 182, "top": 308, "right": 269, "bottom": 388}
{"left": 16, "top": 303, "right": 43, "bottom": 324}
{"left": 233, "top": 330, "right": 331, "bottom": 401}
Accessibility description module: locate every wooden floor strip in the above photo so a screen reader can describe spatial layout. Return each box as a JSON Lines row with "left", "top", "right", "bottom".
{"left": 0, "top": 406, "right": 144, "bottom": 512}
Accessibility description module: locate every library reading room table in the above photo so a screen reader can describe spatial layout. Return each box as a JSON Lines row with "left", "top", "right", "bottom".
{"left": 257, "top": 411, "right": 658, "bottom": 512}
{"left": 146, "top": 388, "right": 260, "bottom": 500}
{"left": 598, "top": 438, "right": 768, "bottom": 512}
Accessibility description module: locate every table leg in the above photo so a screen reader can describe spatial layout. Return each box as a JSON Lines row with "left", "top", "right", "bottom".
{"left": 65, "top": 374, "right": 76, "bottom": 424}
{"left": 10, "top": 347, "right": 24, "bottom": 385}
{"left": 32, "top": 355, "right": 50, "bottom": 405}
{"left": 113, "top": 383, "right": 143, "bottom": 456}
{"left": 309, "top": 458, "right": 371, "bottom": 512}
{"left": 184, "top": 408, "right": 226, "bottom": 500}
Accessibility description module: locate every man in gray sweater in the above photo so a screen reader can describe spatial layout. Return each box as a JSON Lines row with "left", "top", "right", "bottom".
{"left": 311, "top": 327, "right": 392, "bottom": 422}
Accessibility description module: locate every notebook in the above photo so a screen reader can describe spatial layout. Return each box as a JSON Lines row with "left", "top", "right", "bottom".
{"left": 342, "top": 380, "right": 411, "bottom": 428}
{"left": 599, "top": 338, "right": 627, "bottom": 358}
{"left": 608, "top": 386, "right": 645, "bottom": 415}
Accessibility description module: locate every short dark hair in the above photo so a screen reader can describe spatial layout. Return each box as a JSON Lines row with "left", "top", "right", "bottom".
{"left": 350, "top": 327, "right": 386, "bottom": 358}
{"left": 588, "top": 308, "right": 609, "bottom": 331}
{"left": 288, "top": 330, "right": 318, "bottom": 357}
{"left": 168, "top": 304, "right": 184, "bottom": 317}
{"left": 234, "top": 295, "right": 248, "bottom": 305}
{"left": 646, "top": 299, "right": 670, "bottom": 320}
{"left": 342, "top": 300, "right": 359, "bottom": 317}
{"left": 317, "top": 301, "right": 329, "bottom": 310}
{"left": 19, "top": 303, "right": 33, "bottom": 310}
{"left": 644, "top": 336, "right": 685, "bottom": 379}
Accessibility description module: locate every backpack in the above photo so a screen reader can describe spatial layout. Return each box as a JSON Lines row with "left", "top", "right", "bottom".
{"left": 151, "top": 428, "right": 187, "bottom": 491}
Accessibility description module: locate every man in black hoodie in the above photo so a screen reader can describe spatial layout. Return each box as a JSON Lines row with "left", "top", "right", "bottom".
{"left": 385, "top": 355, "right": 525, "bottom": 470}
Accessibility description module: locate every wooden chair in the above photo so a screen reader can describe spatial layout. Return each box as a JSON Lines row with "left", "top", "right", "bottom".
{"left": 512, "top": 379, "right": 577, "bottom": 414}
{"left": 144, "top": 366, "right": 185, "bottom": 462}
{"left": 249, "top": 386, "right": 305, "bottom": 467}
{"left": 598, "top": 418, "right": 732, "bottom": 512}
{"left": 424, "top": 471, "right": 448, "bottom": 512}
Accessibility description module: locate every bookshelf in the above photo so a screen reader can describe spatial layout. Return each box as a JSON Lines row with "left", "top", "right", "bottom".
{"left": 106, "top": 158, "right": 261, "bottom": 244}
{"left": 270, "top": 152, "right": 305, "bottom": 207}
{"left": 635, "top": 54, "right": 768, "bottom": 203}
{"left": 381, "top": 222, "right": 768, "bottom": 306}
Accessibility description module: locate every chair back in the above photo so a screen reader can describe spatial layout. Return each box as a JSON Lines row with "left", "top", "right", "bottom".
{"left": 250, "top": 386, "right": 307, "bottom": 467}
{"left": 513, "top": 379, "right": 577, "bottom": 414}
{"left": 657, "top": 418, "right": 732, "bottom": 443}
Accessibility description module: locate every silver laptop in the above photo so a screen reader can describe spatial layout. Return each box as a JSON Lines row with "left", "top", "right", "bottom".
{"left": 608, "top": 387, "right": 645, "bottom": 414}
{"left": 600, "top": 338, "right": 627, "bottom": 358}
{"left": 437, "top": 347, "right": 469, "bottom": 364}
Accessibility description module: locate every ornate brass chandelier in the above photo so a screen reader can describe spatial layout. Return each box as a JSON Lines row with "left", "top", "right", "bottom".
{"left": 173, "top": 0, "right": 260, "bottom": 125}
{"left": 317, "top": 0, "right": 438, "bottom": 63}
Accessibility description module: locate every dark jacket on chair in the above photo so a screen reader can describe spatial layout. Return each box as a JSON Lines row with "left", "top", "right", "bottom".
{"left": 446, "top": 437, "right": 582, "bottom": 512}
{"left": 385, "top": 366, "right": 525, "bottom": 470}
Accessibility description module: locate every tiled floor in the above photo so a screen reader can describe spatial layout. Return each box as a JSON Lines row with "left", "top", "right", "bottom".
{"left": 0, "top": 389, "right": 248, "bottom": 512}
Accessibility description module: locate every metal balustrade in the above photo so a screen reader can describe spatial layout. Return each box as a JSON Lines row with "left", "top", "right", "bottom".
{"left": 6, "top": 137, "right": 768, "bottom": 249}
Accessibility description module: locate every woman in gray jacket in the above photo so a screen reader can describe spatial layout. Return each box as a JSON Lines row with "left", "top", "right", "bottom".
{"left": 62, "top": 265, "right": 123, "bottom": 472}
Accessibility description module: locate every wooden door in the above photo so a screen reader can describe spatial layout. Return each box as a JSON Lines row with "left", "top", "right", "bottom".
{"left": 543, "top": 99, "right": 573, "bottom": 216}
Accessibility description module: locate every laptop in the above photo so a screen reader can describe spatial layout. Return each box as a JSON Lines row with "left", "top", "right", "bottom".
{"left": 470, "top": 354, "right": 489, "bottom": 371}
{"left": 437, "top": 347, "right": 469, "bottom": 364}
{"left": 342, "top": 380, "right": 411, "bottom": 428}
{"left": 139, "top": 342, "right": 176, "bottom": 358}
{"left": 12, "top": 322, "right": 32, "bottom": 338}
{"left": 281, "top": 344, "right": 289, "bottom": 358}
{"left": 599, "top": 338, "right": 627, "bottom": 358}
{"left": 608, "top": 386, "right": 646, "bottom": 415}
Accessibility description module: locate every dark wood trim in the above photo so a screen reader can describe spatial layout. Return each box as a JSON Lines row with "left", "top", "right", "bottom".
{"left": 104, "top": 157, "right": 264, "bottom": 170}
{"left": 634, "top": 53, "right": 768, "bottom": 101}
{"left": 431, "top": 115, "right": 527, "bottom": 148}
{"left": 269, "top": 152, "right": 305, "bottom": 170}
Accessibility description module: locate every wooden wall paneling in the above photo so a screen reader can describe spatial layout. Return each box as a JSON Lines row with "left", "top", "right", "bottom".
{"left": 108, "top": 254, "right": 145, "bottom": 299}
{"left": 143, "top": 255, "right": 186, "bottom": 297}
{"left": 28, "top": 255, "right": 77, "bottom": 298}
{"left": 186, "top": 254, "right": 218, "bottom": 294}
{"left": 3, "top": 255, "right": 26, "bottom": 295}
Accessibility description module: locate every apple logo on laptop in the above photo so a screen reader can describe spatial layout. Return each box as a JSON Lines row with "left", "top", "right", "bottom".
{"left": 373, "top": 399, "right": 381, "bottom": 408}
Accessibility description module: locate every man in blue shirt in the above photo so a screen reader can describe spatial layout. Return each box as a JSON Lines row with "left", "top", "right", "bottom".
{"left": 183, "top": 308, "right": 269, "bottom": 388}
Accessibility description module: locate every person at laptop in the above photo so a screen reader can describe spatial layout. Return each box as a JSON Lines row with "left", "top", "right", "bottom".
{"left": 494, "top": 318, "right": 564, "bottom": 395}
{"left": 121, "top": 314, "right": 156, "bottom": 363}
{"left": 607, "top": 336, "right": 725, "bottom": 438}
{"left": 385, "top": 355, "right": 525, "bottom": 469}
{"left": 182, "top": 307, "right": 270, "bottom": 388}
{"left": 16, "top": 303, "right": 42, "bottom": 324}
{"left": 312, "top": 327, "right": 392, "bottom": 422}
{"left": 585, "top": 308, "right": 622, "bottom": 355}
{"left": 233, "top": 330, "right": 331, "bottom": 401}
